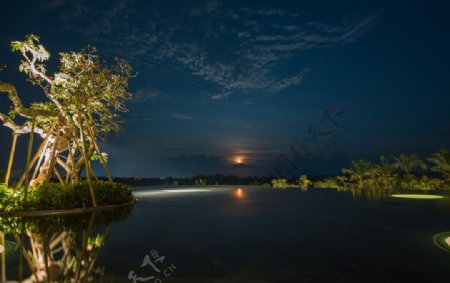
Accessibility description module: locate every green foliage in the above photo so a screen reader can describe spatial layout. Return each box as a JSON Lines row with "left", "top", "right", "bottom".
{"left": 297, "top": 175, "right": 312, "bottom": 191}
{"left": 315, "top": 150, "right": 450, "bottom": 192}
{"left": 393, "top": 154, "right": 427, "bottom": 176}
{"left": 398, "top": 176, "right": 445, "bottom": 191}
{"left": 88, "top": 233, "right": 106, "bottom": 249}
{"left": 91, "top": 152, "right": 109, "bottom": 163}
{"left": 271, "top": 178, "right": 291, "bottom": 188}
{"left": 195, "top": 178, "right": 207, "bottom": 186}
{"left": 0, "top": 206, "right": 132, "bottom": 235}
{"left": 313, "top": 176, "right": 347, "bottom": 190}
{"left": 0, "top": 184, "right": 25, "bottom": 212}
{"left": 427, "top": 149, "right": 450, "bottom": 180}
{"left": 341, "top": 159, "right": 373, "bottom": 188}
{"left": 0, "top": 181, "right": 133, "bottom": 213}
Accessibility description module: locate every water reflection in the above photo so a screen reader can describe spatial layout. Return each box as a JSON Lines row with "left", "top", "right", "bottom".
{"left": 347, "top": 188, "right": 393, "bottom": 201}
{"left": 234, "top": 188, "right": 244, "bottom": 199}
{"left": 0, "top": 206, "right": 132, "bottom": 282}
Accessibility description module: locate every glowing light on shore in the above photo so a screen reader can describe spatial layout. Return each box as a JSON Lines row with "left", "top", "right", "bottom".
{"left": 134, "top": 188, "right": 212, "bottom": 198}
{"left": 391, "top": 194, "right": 444, "bottom": 199}
{"left": 162, "top": 189, "right": 211, "bottom": 193}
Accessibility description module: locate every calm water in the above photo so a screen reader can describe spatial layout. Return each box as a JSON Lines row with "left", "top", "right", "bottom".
{"left": 100, "top": 186, "right": 450, "bottom": 283}
{"left": 3, "top": 186, "right": 450, "bottom": 282}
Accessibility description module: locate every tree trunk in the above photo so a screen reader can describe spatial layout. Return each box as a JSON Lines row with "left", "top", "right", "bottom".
{"left": 5, "top": 133, "right": 18, "bottom": 187}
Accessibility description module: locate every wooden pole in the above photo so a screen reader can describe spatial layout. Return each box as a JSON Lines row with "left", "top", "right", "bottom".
{"left": 1, "top": 232, "right": 5, "bottom": 283}
{"left": 77, "top": 112, "right": 97, "bottom": 207}
{"left": 44, "top": 131, "right": 61, "bottom": 184}
{"left": 5, "top": 133, "right": 18, "bottom": 187}
{"left": 53, "top": 167, "right": 65, "bottom": 185}
{"left": 84, "top": 114, "right": 113, "bottom": 184}
{"left": 30, "top": 138, "right": 49, "bottom": 185}
{"left": 17, "top": 130, "right": 51, "bottom": 188}
{"left": 23, "top": 120, "right": 35, "bottom": 205}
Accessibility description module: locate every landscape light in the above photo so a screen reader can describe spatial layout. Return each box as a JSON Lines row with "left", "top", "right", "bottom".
{"left": 391, "top": 194, "right": 444, "bottom": 199}
{"left": 433, "top": 232, "right": 450, "bottom": 252}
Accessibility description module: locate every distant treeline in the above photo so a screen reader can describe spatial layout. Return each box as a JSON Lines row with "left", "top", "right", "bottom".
{"left": 111, "top": 175, "right": 276, "bottom": 186}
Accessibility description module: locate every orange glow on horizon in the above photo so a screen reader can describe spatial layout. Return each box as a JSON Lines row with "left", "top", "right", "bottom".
{"left": 233, "top": 156, "right": 246, "bottom": 164}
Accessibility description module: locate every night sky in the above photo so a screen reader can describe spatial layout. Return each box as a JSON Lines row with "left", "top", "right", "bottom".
{"left": 1, "top": 0, "right": 450, "bottom": 178}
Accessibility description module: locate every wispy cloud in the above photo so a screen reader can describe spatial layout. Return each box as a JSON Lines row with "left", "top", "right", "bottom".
{"left": 241, "top": 7, "right": 287, "bottom": 17}
{"left": 172, "top": 112, "right": 194, "bottom": 120}
{"left": 268, "top": 69, "right": 309, "bottom": 93}
{"left": 131, "top": 87, "right": 163, "bottom": 103}
{"left": 44, "top": 0, "right": 378, "bottom": 100}
{"left": 210, "top": 90, "right": 232, "bottom": 100}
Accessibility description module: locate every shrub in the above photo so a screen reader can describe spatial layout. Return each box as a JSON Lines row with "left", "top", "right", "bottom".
{"left": 195, "top": 178, "right": 207, "bottom": 186}
{"left": 271, "top": 179, "right": 289, "bottom": 188}
{"left": 398, "top": 176, "right": 445, "bottom": 191}
{"left": 297, "top": 175, "right": 312, "bottom": 191}
{"left": 0, "top": 181, "right": 133, "bottom": 213}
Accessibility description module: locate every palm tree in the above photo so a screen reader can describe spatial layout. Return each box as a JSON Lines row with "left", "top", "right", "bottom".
{"left": 297, "top": 175, "right": 312, "bottom": 191}
{"left": 341, "top": 160, "right": 372, "bottom": 188}
{"left": 373, "top": 156, "right": 398, "bottom": 189}
{"left": 427, "top": 149, "right": 450, "bottom": 181}
{"left": 393, "top": 154, "right": 427, "bottom": 177}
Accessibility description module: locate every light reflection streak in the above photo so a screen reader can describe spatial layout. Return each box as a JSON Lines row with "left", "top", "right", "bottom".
{"left": 134, "top": 188, "right": 212, "bottom": 198}
{"left": 234, "top": 188, "right": 244, "bottom": 199}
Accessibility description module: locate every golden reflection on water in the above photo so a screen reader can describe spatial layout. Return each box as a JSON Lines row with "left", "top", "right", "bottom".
{"left": 0, "top": 207, "right": 132, "bottom": 282}
{"left": 234, "top": 187, "right": 244, "bottom": 199}
{"left": 348, "top": 188, "right": 392, "bottom": 201}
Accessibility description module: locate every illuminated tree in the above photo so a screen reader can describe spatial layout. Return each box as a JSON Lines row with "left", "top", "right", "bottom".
{"left": 393, "top": 154, "right": 427, "bottom": 177}
{"left": 0, "top": 35, "right": 133, "bottom": 206}
{"left": 271, "top": 178, "right": 289, "bottom": 189}
{"left": 341, "top": 159, "right": 373, "bottom": 188}
{"left": 297, "top": 175, "right": 312, "bottom": 191}
{"left": 371, "top": 155, "right": 398, "bottom": 189}
{"left": 427, "top": 149, "right": 450, "bottom": 181}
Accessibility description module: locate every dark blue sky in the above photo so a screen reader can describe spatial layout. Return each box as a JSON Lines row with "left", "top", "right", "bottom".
{"left": 1, "top": 0, "right": 450, "bottom": 177}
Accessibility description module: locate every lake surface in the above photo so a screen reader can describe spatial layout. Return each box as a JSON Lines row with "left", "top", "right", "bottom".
{"left": 99, "top": 186, "right": 450, "bottom": 283}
